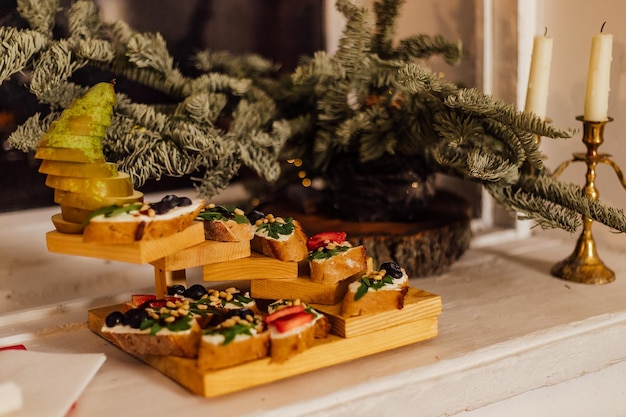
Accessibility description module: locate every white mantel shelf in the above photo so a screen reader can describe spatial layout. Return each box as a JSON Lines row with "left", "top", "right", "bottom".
{"left": 2, "top": 204, "right": 626, "bottom": 416}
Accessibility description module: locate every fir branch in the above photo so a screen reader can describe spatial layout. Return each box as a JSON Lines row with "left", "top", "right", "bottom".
{"left": 443, "top": 87, "right": 573, "bottom": 139}
{"left": 192, "top": 50, "right": 279, "bottom": 79}
{"left": 192, "top": 153, "right": 242, "bottom": 198}
{"left": 525, "top": 174, "right": 626, "bottom": 232}
{"left": 371, "top": 0, "right": 403, "bottom": 56}
{"left": 0, "top": 27, "right": 47, "bottom": 85}
{"left": 30, "top": 40, "right": 86, "bottom": 98}
{"left": 485, "top": 183, "right": 582, "bottom": 231}
{"left": 6, "top": 113, "right": 47, "bottom": 152}
{"left": 17, "top": 0, "right": 58, "bottom": 35}
{"left": 396, "top": 34, "right": 464, "bottom": 65}
{"left": 178, "top": 92, "right": 228, "bottom": 125}
{"left": 125, "top": 31, "right": 174, "bottom": 75}
{"left": 70, "top": 38, "right": 115, "bottom": 62}
{"left": 66, "top": 0, "right": 101, "bottom": 39}
{"left": 188, "top": 73, "right": 252, "bottom": 97}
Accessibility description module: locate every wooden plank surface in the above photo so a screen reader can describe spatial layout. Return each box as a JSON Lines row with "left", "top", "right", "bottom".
{"left": 88, "top": 301, "right": 439, "bottom": 397}
{"left": 312, "top": 287, "right": 442, "bottom": 337}
{"left": 45, "top": 221, "right": 205, "bottom": 264}
{"left": 151, "top": 240, "right": 251, "bottom": 271}
{"left": 250, "top": 276, "right": 354, "bottom": 305}
{"left": 202, "top": 252, "right": 300, "bottom": 281}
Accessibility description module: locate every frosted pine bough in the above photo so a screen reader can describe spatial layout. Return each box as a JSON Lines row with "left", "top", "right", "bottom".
{"left": 1, "top": 0, "right": 625, "bottom": 233}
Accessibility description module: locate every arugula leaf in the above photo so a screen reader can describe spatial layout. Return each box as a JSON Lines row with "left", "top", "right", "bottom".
{"left": 81, "top": 202, "right": 143, "bottom": 226}
{"left": 149, "top": 321, "right": 163, "bottom": 336}
{"left": 256, "top": 217, "right": 295, "bottom": 239}
{"left": 197, "top": 206, "right": 250, "bottom": 224}
{"left": 353, "top": 273, "right": 395, "bottom": 301}
{"left": 354, "top": 283, "right": 369, "bottom": 301}
{"left": 307, "top": 245, "right": 351, "bottom": 261}
{"left": 205, "top": 323, "right": 255, "bottom": 346}
{"left": 232, "top": 293, "right": 254, "bottom": 306}
{"left": 166, "top": 316, "right": 192, "bottom": 332}
{"left": 140, "top": 318, "right": 155, "bottom": 331}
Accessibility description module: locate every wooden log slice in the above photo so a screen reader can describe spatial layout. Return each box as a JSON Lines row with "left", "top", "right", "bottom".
{"left": 261, "top": 190, "right": 471, "bottom": 278}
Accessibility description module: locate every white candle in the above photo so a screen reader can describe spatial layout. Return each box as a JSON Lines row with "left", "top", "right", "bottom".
{"left": 583, "top": 31, "right": 613, "bottom": 121}
{"left": 524, "top": 34, "right": 553, "bottom": 119}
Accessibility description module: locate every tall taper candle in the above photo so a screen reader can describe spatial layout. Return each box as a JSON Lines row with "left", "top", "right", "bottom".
{"left": 584, "top": 27, "right": 613, "bottom": 121}
{"left": 524, "top": 34, "right": 553, "bottom": 119}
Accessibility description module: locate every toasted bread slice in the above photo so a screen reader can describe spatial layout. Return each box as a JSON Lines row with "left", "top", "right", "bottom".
{"left": 267, "top": 299, "right": 330, "bottom": 339}
{"left": 269, "top": 321, "right": 315, "bottom": 363}
{"left": 199, "top": 204, "right": 254, "bottom": 242}
{"left": 309, "top": 245, "right": 367, "bottom": 285}
{"left": 198, "top": 316, "right": 269, "bottom": 370}
{"left": 340, "top": 264, "right": 409, "bottom": 317}
{"left": 82, "top": 197, "right": 203, "bottom": 244}
{"left": 251, "top": 215, "right": 308, "bottom": 262}
{"left": 102, "top": 317, "right": 202, "bottom": 358}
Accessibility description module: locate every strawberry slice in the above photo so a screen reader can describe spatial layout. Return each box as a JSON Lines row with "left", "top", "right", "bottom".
{"left": 131, "top": 294, "right": 156, "bottom": 306}
{"left": 264, "top": 305, "right": 305, "bottom": 325}
{"left": 271, "top": 311, "right": 314, "bottom": 333}
{"left": 307, "top": 231, "right": 347, "bottom": 251}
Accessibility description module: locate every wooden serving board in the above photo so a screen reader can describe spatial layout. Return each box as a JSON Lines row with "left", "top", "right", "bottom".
{"left": 312, "top": 287, "right": 442, "bottom": 337}
{"left": 88, "top": 287, "right": 441, "bottom": 397}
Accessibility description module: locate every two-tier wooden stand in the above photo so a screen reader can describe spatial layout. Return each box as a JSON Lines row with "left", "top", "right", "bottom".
{"left": 46, "top": 221, "right": 441, "bottom": 397}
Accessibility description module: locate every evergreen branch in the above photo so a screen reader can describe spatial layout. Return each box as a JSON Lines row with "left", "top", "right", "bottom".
{"left": 0, "top": 27, "right": 47, "bottom": 85}
{"left": 485, "top": 183, "right": 582, "bottom": 231}
{"left": 525, "top": 174, "right": 626, "bottom": 232}
{"left": 66, "top": 0, "right": 101, "bottom": 38}
{"left": 30, "top": 41, "right": 87, "bottom": 98}
{"left": 16, "top": 0, "right": 58, "bottom": 35}
{"left": 125, "top": 31, "right": 174, "bottom": 75}
{"left": 371, "top": 0, "right": 404, "bottom": 56}
{"left": 443, "top": 87, "right": 574, "bottom": 139}
{"left": 396, "top": 34, "right": 464, "bottom": 65}
{"left": 193, "top": 50, "right": 279, "bottom": 79}
{"left": 6, "top": 113, "right": 47, "bottom": 152}
{"left": 192, "top": 153, "right": 242, "bottom": 199}
{"left": 178, "top": 92, "right": 228, "bottom": 125}
{"left": 70, "top": 38, "right": 115, "bottom": 62}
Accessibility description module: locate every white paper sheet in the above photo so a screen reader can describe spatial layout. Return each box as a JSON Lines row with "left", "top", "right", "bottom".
{"left": 0, "top": 350, "right": 105, "bottom": 417}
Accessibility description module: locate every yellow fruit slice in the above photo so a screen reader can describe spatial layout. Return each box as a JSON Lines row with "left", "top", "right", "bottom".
{"left": 60, "top": 205, "right": 92, "bottom": 224}
{"left": 47, "top": 119, "right": 109, "bottom": 137}
{"left": 46, "top": 172, "right": 134, "bottom": 197}
{"left": 56, "top": 82, "right": 116, "bottom": 126}
{"left": 34, "top": 146, "right": 106, "bottom": 163}
{"left": 38, "top": 133, "right": 103, "bottom": 150}
{"left": 54, "top": 189, "right": 144, "bottom": 211}
{"left": 39, "top": 160, "right": 118, "bottom": 178}
{"left": 51, "top": 213, "right": 85, "bottom": 234}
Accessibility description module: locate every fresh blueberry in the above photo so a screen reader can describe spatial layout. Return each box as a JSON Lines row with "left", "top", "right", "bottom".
{"left": 105, "top": 311, "right": 126, "bottom": 327}
{"left": 183, "top": 284, "right": 208, "bottom": 300}
{"left": 246, "top": 209, "right": 265, "bottom": 224}
{"left": 380, "top": 261, "right": 403, "bottom": 278}
{"left": 224, "top": 308, "right": 254, "bottom": 320}
{"left": 124, "top": 308, "right": 149, "bottom": 329}
{"left": 167, "top": 284, "right": 186, "bottom": 296}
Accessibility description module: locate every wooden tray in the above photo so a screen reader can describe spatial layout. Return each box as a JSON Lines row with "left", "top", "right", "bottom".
{"left": 88, "top": 287, "right": 441, "bottom": 397}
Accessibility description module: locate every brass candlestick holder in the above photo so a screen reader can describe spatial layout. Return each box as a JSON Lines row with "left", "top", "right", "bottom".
{"left": 550, "top": 116, "right": 623, "bottom": 285}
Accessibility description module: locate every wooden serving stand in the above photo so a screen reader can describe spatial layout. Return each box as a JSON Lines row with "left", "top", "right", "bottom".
{"left": 47, "top": 219, "right": 442, "bottom": 397}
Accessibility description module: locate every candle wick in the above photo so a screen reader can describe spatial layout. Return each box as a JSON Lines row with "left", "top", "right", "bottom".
{"left": 544, "top": 26, "right": 548, "bottom": 36}
{"left": 601, "top": 21, "right": 607, "bottom": 33}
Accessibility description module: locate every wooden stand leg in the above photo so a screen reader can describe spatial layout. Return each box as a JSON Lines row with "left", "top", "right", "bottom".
{"left": 154, "top": 267, "right": 187, "bottom": 297}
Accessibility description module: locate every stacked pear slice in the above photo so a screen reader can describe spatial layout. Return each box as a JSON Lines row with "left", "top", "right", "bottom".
{"left": 35, "top": 82, "right": 144, "bottom": 234}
